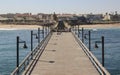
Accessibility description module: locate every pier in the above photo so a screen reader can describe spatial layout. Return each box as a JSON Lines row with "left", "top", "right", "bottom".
{"left": 11, "top": 21, "right": 110, "bottom": 75}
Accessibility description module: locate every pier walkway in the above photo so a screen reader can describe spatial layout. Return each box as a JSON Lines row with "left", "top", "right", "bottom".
{"left": 11, "top": 21, "right": 110, "bottom": 75}
{"left": 26, "top": 32, "right": 99, "bottom": 75}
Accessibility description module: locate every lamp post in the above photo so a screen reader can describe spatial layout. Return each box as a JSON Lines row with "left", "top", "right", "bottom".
{"left": 42, "top": 26, "right": 44, "bottom": 39}
{"left": 89, "top": 31, "right": 91, "bottom": 51}
{"left": 38, "top": 28, "right": 40, "bottom": 43}
{"left": 75, "top": 25, "right": 77, "bottom": 34}
{"left": 84, "top": 30, "right": 91, "bottom": 51}
{"left": 95, "top": 36, "right": 104, "bottom": 67}
{"left": 74, "top": 26, "right": 76, "bottom": 34}
{"left": 46, "top": 26, "right": 48, "bottom": 35}
{"left": 31, "top": 30, "right": 38, "bottom": 51}
{"left": 82, "top": 27, "right": 84, "bottom": 43}
{"left": 16, "top": 36, "right": 27, "bottom": 73}
{"left": 71, "top": 26, "right": 73, "bottom": 31}
{"left": 45, "top": 26, "right": 47, "bottom": 36}
{"left": 48, "top": 26, "right": 50, "bottom": 33}
{"left": 78, "top": 25, "right": 80, "bottom": 38}
{"left": 73, "top": 26, "right": 75, "bottom": 33}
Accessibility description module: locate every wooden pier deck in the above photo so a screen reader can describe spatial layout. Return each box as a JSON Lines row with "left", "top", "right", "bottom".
{"left": 27, "top": 32, "right": 100, "bottom": 75}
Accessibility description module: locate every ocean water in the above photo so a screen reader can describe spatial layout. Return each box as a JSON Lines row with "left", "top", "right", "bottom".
{"left": 0, "top": 29, "right": 44, "bottom": 75}
{"left": 79, "top": 28, "right": 120, "bottom": 75}
{"left": 0, "top": 28, "right": 120, "bottom": 75}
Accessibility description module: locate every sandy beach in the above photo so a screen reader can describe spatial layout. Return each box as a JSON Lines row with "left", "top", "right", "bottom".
{"left": 0, "top": 24, "right": 42, "bottom": 30}
{"left": 79, "top": 23, "right": 120, "bottom": 29}
{"left": 0, "top": 23, "right": 120, "bottom": 30}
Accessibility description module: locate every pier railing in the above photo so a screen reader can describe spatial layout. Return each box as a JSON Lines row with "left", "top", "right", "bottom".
{"left": 11, "top": 31, "right": 52, "bottom": 75}
{"left": 71, "top": 30, "right": 110, "bottom": 75}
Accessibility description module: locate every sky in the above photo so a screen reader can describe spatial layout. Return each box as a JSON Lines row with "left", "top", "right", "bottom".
{"left": 0, "top": 0, "right": 119, "bottom": 14}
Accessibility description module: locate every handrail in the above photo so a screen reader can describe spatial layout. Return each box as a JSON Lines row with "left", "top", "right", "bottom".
{"left": 11, "top": 31, "right": 52, "bottom": 75}
{"left": 23, "top": 31, "right": 52, "bottom": 75}
{"left": 71, "top": 30, "right": 110, "bottom": 75}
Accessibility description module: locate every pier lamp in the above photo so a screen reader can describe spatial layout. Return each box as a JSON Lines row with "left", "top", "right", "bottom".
{"left": 16, "top": 36, "right": 28, "bottom": 73}
{"left": 94, "top": 36, "right": 104, "bottom": 67}
{"left": 84, "top": 30, "right": 91, "bottom": 51}
{"left": 84, "top": 34, "right": 87, "bottom": 39}
{"left": 31, "top": 30, "right": 38, "bottom": 51}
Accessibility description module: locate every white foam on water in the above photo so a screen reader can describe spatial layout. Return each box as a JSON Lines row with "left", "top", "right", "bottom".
{"left": 0, "top": 28, "right": 18, "bottom": 30}
{"left": 92, "top": 29, "right": 98, "bottom": 31}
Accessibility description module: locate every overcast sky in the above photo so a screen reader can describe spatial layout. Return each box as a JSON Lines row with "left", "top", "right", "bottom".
{"left": 0, "top": 0, "right": 119, "bottom": 14}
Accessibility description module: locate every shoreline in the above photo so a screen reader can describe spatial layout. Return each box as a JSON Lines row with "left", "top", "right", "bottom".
{"left": 79, "top": 23, "right": 120, "bottom": 29}
{"left": 0, "top": 23, "right": 120, "bottom": 30}
{"left": 0, "top": 24, "right": 42, "bottom": 30}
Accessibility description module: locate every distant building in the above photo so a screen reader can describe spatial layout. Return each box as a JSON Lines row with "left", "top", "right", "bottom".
{"left": 110, "top": 12, "right": 120, "bottom": 21}
{"left": 0, "top": 15, "right": 14, "bottom": 23}
{"left": 76, "top": 15, "right": 87, "bottom": 23}
{"left": 103, "top": 13, "right": 111, "bottom": 21}
{"left": 57, "top": 14, "right": 75, "bottom": 21}
{"left": 87, "top": 14, "right": 103, "bottom": 22}
{"left": 0, "top": 16, "right": 7, "bottom": 21}
{"left": 0, "top": 13, "right": 55, "bottom": 24}
{"left": 37, "top": 13, "right": 54, "bottom": 23}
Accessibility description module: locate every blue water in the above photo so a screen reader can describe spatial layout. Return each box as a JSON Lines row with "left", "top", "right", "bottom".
{"left": 0, "top": 29, "right": 44, "bottom": 75}
{"left": 78, "top": 28, "right": 120, "bottom": 75}
{"left": 0, "top": 28, "right": 120, "bottom": 75}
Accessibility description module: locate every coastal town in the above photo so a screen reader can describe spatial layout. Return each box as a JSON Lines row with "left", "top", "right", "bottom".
{"left": 0, "top": 11, "right": 120, "bottom": 25}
